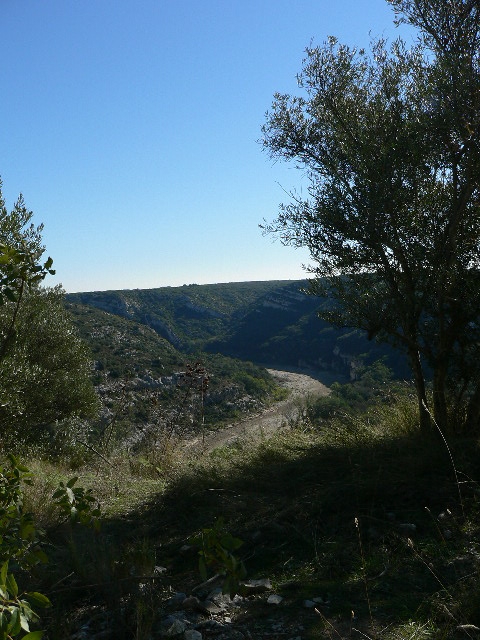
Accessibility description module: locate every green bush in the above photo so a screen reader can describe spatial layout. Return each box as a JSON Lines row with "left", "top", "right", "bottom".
{"left": 0, "top": 456, "right": 51, "bottom": 639}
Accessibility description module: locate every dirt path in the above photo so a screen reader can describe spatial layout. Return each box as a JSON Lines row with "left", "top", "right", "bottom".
{"left": 186, "top": 369, "right": 330, "bottom": 453}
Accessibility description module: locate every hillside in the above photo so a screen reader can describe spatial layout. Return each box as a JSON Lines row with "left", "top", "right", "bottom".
{"left": 67, "top": 281, "right": 288, "bottom": 351}
{"left": 67, "top": 280, "right": 410, "bottom": 380}
{"left": 65, "top": 295, "right": 286, "bottom": 445}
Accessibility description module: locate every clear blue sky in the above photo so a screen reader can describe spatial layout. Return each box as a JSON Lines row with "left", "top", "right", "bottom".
{"left": 0, "top": 0, "right": 411, "bottom": 293}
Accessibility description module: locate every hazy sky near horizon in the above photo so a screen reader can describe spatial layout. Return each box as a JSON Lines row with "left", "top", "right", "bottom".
{"left": 0, "top": 0, "right": 412, "bottom": 293}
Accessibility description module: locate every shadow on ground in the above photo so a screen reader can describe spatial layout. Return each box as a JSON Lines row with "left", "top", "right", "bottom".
{"left": 43, "top": 429, "right": 480, "bottom": 639}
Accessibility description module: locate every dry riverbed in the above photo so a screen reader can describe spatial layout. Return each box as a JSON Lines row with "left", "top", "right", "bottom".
{"left": 187, "top": 369, "right": 330, "bottom": 452}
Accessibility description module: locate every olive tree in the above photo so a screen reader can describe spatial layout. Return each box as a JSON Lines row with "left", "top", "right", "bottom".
{"left": 0, "top": 186, "right": 101, "bottom": 639}
{"left": 0, "top": 286, "right": 98, "bottom": 448}
{"left": 0, "top": 185, "right": 98, "bottom": 449}
{"left": 261, "top": 0, "right": 480, "bottom": 433}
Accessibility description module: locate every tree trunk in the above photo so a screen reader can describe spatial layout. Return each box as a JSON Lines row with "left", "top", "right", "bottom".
{"left": 408, "top": 347, "right": 431, "bottom": 434}
{"left": 432, "top": 363, "right": 448, "bottom": 433}
{"left": 465, "top": 382, "right": 480, "bottom": 433}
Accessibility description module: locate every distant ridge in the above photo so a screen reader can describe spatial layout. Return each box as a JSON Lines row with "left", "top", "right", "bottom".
{"left": 67, "top": 279, "right": 410, "bottom": 379}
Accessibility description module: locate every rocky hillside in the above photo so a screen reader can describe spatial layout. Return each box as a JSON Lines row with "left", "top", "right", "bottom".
{"left": 67, "top": 280, "right": 410, "bottom": 381}
{"left": 65, "top": 296, "right": 285, "bottom": 445}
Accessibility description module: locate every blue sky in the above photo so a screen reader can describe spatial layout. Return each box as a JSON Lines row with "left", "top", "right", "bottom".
{"left": 0, "top": 0, "right": 411, "bottom": 293}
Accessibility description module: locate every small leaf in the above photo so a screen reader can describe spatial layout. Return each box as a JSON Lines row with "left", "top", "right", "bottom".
{"left": 6, "top": 572, "right": 18, "bottom": 597}
{"left": 26, "top": 592, "right": 51, "bottom": 609}
{"left": 33, "top": 549, "right": 48, "bottom": 565}
{"left": 8, "top": 607, "right": 21, "bottom": 636}
{"left": 18, "top": 602, "right": 35, "bottom": 620}
{"left": 22, "top": 631, "right": 44, "bottom": 640}
{"left": 20, "top": 611, "right": 30, "bottom": 632}
{"left": 6, "top": 454, "right": 17, "bottom": 467}
{"left": 0, "top": 562, "right": 8, "bottom": 586}
{"left": 20, "top": 521, "right": 35, "bottom": 540}
{"left": 66, "top": 477, "right": 78, "bottom": 488}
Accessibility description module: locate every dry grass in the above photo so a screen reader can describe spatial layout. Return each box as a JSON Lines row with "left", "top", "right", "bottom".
{"left": 14, "top": 394, "right": 480, "bottom": 639}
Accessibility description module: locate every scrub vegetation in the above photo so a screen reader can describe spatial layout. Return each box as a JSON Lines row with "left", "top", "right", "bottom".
{"left": 1, "top": 1, "right": 480, "bottom": 638}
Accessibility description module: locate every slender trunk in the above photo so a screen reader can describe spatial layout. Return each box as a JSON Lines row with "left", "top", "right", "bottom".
{"left": 433, "top": 363, "right": 448, "bottom": 433}
{"left": 465, "top": 382, "right": 480, "bottom": 433}
{"left": 408, "top": 347, "right": 431, "bottom": 434}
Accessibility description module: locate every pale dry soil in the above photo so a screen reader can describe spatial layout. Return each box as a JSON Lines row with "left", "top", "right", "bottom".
{"left": 188, "top": 369, "right": 330, "bottom": 453}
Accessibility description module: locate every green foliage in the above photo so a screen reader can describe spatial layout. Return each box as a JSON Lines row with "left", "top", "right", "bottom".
{"left": 0, "top": 287, "right": 98, "bottom": 452}
{"left": 190, "top": 518, "right": 246, "bottom": 598}
{"left": 333, "top": 360, "right": 394, "bottom": 409}
{"left": 0, "top": 245, "right": 53, "bottom": 307}
{"left": 52, "top": 477, "right": 101, "bottom": 531}
{"left": 66, "top": 300, "right": 183, "bottom": 383}
{"left": 0, "top": 186, "right": 54, "bottom": 313}
{"left": 0, "top": 560, "right": 50, "bottom": 640}
{"left": 300, "top": 362, "right": 421, "bottom": 442}
{"left": 0, "top": 456, "right": 46, "bottom": 570}
{"left": 0, "top": 186, "right": 97, "bottom": 453}
{"left": 261, "top": 2, "right": 480, "bottom": 433}
{"left": 0, "top": 457, "right": 102, "bottom": 638}
{"left": 233, "top": 371, "right": 268, "bottom": 396}
{"left": 0, "top": 183, "right": 103, "bottom": 638}
{"left": 0, "top": 456, "right": 52, "bottom": 640}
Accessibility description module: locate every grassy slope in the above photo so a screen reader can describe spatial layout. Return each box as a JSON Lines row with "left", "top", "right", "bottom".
{"left": 26, "top": 391, "right": 480, "bottom": 640}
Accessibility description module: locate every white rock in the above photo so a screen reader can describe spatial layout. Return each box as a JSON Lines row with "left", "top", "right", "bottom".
{"left": 267, "top": 594, "right": 283, "bottom": 605}
{"left": 154, "top": 565, "right": 167, "bottom": 574}
{"left": 243, "top": 578, "right": 272, "bottom": 592}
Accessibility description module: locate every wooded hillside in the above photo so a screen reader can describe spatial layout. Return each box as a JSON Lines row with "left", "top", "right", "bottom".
{"left": 67, "top": 279, "right": 410, "bottom": 381}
